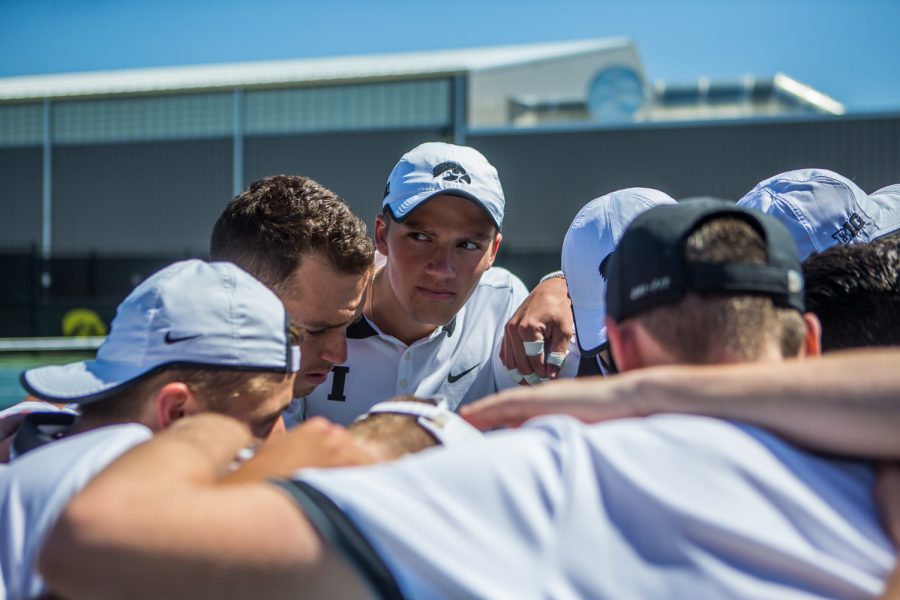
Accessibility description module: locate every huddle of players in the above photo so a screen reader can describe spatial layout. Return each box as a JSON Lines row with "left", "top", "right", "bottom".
{"left": 0, "top": 141, "right": 899, "bottom": 598}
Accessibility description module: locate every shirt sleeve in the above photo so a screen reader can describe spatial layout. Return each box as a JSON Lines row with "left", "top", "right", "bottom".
{"left": 293, "top": 419, "right": 581, "bottom": 599}
{"left": 491, "top": 269, "right": 530, "bottom": 391}
{"left": 270, "top": 479, "right": 405, "bottom": 600}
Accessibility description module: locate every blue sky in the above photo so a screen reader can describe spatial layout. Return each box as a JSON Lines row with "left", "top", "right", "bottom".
{"left": 2, "top": 0, "right": 899, "bottom": 112}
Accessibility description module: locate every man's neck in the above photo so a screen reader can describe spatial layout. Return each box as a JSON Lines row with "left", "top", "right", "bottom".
{"left": 367, "top": 269, "right": 440, "bottom": 346}
{"left": 68, "top": 412, "right": 156, "bottom": 437}
{"left": 67, "top": 415, "right": 116, "bottom": 436}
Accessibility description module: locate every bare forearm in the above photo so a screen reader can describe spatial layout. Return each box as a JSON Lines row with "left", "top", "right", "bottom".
{"left": 39, "top": 415, "right": 343, "bottom": 599}
{"left": 637, "top": 349, "right": 900, "bottom": 458}
{"left": 40, "top": 415, "right": 250, "bottom": 595}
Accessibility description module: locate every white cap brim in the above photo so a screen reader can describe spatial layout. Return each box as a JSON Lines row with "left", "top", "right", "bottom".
{"left": 22, "top": 360, "right": 155, "bottom": 403}
{"left": 386, "top": 189, "right": 502, "bottom": 230}
{"left": 571, "top": 303, "right": 608, "bottom": 356}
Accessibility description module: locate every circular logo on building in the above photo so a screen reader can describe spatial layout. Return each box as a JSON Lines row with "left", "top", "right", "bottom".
{"left": 587, "top": 67, "right": 646, "bottom": 123}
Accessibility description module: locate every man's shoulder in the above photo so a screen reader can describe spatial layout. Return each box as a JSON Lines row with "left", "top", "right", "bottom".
{"left": 466, "top": 266, "right": 528, "bottom": 313}
{"left": 476, "top": 266, "right": 526, "bottom": 291}
{"left": 6, "top": 422, "right": 152, "bottom": 478}
{"left": 575, "top": 414, "right": 875, "bottom": 489}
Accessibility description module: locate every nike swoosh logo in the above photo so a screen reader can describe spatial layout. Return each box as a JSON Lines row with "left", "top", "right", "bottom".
{"left": 164, "top": 332, "right": 202, "bottom": 344}
{"left": 447, "top": 363, "right": 481, "bottom": 384}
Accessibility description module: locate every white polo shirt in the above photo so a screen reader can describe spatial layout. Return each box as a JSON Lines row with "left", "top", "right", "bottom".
{"left": 290, "top": 266, "right": 528, "bottom": 427}
{"left": 292, "top": 414, "right": 893, "bottom": 599}
{"left": 0, "top": 422, "right": 152, "bottom": 599}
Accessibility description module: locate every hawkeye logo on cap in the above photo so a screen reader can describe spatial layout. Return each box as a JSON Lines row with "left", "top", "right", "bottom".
{"left": 432, "top": 161, "right": 471, "bottom": 184}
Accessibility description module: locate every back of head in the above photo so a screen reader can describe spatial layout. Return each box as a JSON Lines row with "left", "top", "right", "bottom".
{"left": 210, "top": 175, "right": 374, "bottom": 289}
{"left": 349, "top": 396, "right": 483, "bottom": 461}
{"left": 606, "top": 200, "right": 807, "bottom": 364}
{"left": 348, "top": 396, "right": 441, "bottom": 460}
{"left": 804, "top": 237, "right": 900, "bottom": 352}
{"left": 737, "top": 168, "right": 900, "bottom": 260}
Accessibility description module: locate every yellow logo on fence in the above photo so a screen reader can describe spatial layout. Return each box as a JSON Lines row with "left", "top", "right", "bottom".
{"left": 62, "top": 308, "right": 108, "bottom": 337}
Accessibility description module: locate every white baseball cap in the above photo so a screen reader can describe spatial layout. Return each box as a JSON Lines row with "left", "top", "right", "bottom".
{"left": 22, "top": 260, "right": 300, "bottom": 403}
{"left": 359, "top": 397, "right": 483, "bottom": 447}
{"left": 870, "top": 184, "right": 900, "bottom": 237}
{"left": 737, "top": 169, "right": 900, "bottom": 260}
{"left": 382, "top": 142, "right": 505, "bottom": 230}
{"left": 562, "top": 188, "right": 677, "bottom": 356}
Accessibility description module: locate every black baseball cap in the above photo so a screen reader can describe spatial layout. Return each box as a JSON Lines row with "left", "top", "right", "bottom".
{"left": 605, "top": 198, "right": 805, "bottom": 321}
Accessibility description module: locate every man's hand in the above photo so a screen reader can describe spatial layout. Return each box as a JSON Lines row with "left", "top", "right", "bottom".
{"left": 461, "top": 375, "right": 641, "bottom": 430}
{"left": 222, "top": 417, "right": 376, "bottom": 484}
{"left": 876, "top": 464, "right": 900, "bottom": 546}
{"left": 0, "top": 413, "right": 27, "bottom": 463}
{"left": 501, "top": 277, "right": 574, "bottom": 382}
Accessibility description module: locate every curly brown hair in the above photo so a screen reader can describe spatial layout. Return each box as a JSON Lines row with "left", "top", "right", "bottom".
{"left": 210, "top": 175, "right": 374, "bottom": 288}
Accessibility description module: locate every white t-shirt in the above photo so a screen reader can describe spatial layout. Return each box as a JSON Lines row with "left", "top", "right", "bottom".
{"left": 293, "top": 415, "right": 893, "bottom": 599}
{"left": 290, "top": 266, "right": 529, "bottom": 426}
{"left": 0, "top": 423, "right": 152, "bottom": 599}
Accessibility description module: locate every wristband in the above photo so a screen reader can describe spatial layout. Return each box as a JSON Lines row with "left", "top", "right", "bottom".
{"left": 538, "top": 270, "right": 566, "bottom": 285}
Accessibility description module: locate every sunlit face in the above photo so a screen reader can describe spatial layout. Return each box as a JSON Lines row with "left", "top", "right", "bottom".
{"left": 211, "top": 374, "right": 295, "bottom": 441}
{"left": 278, "top": 251, "right": 369, "bottom": 397}
{"left": 375, "top": 195, "right": 501, "bottom": 328}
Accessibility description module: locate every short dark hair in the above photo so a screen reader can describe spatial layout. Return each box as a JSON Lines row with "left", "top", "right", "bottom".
{"left": 348, "top": 395, "right": 441, "bottom": 459}
{"left": 803, "top": 237, "right": 900, "bottom": 352}
{"left": 637, "top": 217, "right": 807, "bottom": 363}
{"left": 77, "top": 327, "right": 302, "bottom": 425}
{"left": 211, "top": 175, "right": 374, "bottom": 288}
{"left": 77, "top": 368, "right": 291, "bottom": 425}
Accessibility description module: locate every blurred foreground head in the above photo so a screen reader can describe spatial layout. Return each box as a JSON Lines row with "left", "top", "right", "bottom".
{"left": 604, "top": 199, "right": 817, "bottom": 368}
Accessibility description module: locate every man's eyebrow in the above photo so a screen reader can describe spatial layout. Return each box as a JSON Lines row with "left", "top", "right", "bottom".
{"left": 399, "top": 217, "right": 428, "bottom": 231}
{"left": 466, "top": 233, "right": 494, "bottom": 242}
{"left": 400, "top": 219, "right": 495, "bottom": 241}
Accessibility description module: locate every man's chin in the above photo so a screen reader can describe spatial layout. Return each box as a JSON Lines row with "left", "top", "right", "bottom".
{"left": 408, "top": 305, "right": 461, "bottom": 330}
{"left": 292, "top": 373, "right": 329, "bottom": 397}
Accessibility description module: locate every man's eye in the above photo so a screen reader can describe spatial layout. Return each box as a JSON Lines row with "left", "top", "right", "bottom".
{"left": 459, "top": 241, "right": 481, "bottom": 250}
{"left": 409, "top": 232, "right": 429, "bottom": 242}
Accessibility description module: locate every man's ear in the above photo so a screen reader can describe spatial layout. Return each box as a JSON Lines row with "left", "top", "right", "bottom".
{"left": 374, "top": 215, "right": 390, "bottom": 256}
{"left": 486, "top": 232, "right": 502, "bottom": 268}
{"left": 802, "top": 312, "right": 822, "bottom": 358}
{"left": 154, "top": 382, "right": 200, "bottom": 431}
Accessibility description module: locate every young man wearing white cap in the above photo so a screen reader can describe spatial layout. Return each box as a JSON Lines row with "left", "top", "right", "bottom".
{"left": 0, "top": 259, "right": 366, "bottom": 599}
{"left": 295, "top": 142, "right": 528, "bottom": 425}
